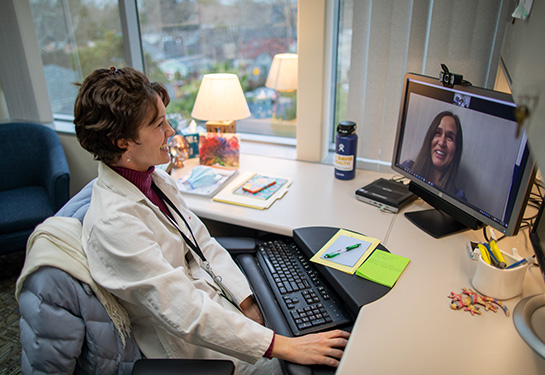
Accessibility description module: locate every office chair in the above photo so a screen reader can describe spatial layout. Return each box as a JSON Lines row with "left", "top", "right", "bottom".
{"left": 17, "top": 180, "right": 234, "bottom": 375}
{"left": 0, "top": 122, "right": 70, "bottom": 254}
{"left": 19, "top": 265, "right": 234, "bottom": 375}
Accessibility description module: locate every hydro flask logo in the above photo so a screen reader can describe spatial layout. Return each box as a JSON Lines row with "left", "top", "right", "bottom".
{"left": 338, "top": 144, "right": 345, "bottom": 152}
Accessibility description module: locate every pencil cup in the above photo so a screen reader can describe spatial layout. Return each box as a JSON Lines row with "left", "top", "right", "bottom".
{"left": 472, "top": 251, "right": 528, "bottom": 300}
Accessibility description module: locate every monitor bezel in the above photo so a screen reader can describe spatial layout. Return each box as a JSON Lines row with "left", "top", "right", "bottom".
{"left": 391, "top": 72, "right": 535, "bottom": 236}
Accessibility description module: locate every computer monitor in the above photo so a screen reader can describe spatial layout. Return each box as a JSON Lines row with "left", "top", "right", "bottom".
{"left": 391, "top": 73, "right": 535, "bottom": 238}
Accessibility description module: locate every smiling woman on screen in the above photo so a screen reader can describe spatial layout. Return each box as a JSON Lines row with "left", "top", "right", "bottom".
{"left": 402, "top": 111, "right": 466, "bottom": 200}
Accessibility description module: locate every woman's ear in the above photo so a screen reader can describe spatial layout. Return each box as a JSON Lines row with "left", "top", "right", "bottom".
{"left": 116, "top": 138, "right": 130, "bottom": 151}
{"left": 116, "top": 138, "right": 133, "bottom": 164}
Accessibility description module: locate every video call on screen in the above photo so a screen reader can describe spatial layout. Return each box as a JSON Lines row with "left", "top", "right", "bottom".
{"left": 397, "top": 79, "right": 529, "bottom": 228}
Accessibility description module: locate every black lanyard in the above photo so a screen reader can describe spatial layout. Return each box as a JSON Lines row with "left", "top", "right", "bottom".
{"left": 151, "top": 183, "right": 206, "bottom": 262}
{"left": 151, "top": 182, "right": 242, "bottom": 310}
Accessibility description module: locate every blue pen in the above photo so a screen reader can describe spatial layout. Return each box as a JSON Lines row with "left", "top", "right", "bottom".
{"left": 506, "top": 255, "right": 535, "bottom": 269}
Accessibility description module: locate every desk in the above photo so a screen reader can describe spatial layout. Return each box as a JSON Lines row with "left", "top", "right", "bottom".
{"left": 172, "top": 154, "right": 545, "bottom": 374}
{"left": 339, "top": 199, "right": 545, "bottom": 375}
{"left": 172, "top": 155, "right": 396, "bottom": 240}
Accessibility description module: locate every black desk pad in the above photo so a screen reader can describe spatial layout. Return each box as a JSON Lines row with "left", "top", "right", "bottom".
{"left": 293, "top": 226, "right": 392, "bottom": 316}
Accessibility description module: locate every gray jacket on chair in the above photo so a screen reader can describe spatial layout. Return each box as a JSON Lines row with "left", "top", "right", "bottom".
{"left": 18, "top": 266, "right": 142, "bottom": 374}
{"left": 18, "top": 180, "right": 142, "bottom": 374}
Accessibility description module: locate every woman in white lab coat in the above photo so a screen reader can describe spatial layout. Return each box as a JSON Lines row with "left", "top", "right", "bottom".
{"left": 74, "top": 67, "right": 349, "bottom": 374}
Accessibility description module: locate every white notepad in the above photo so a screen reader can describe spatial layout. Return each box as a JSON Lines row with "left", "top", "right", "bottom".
{"left": 212, "top": 171, "right": 292, "bottom": 209}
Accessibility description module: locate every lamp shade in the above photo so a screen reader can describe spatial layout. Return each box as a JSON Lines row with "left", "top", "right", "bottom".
{"left": 191, "top": 73, "right": 251, "bottom": 122}
{"left": 265, "top": 53, "right": 298, "bottom": 92}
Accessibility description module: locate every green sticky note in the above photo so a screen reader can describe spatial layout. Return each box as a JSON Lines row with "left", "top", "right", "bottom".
{"left": 355, "top": 250, "right": 410, "bottom": 288}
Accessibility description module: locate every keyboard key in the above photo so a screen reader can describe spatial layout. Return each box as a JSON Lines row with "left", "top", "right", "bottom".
{"left": 312, "top": 318, "right": 326, "bottom": 326}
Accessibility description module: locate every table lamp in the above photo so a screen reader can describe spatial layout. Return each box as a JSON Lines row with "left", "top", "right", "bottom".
{"left": 191, "top": 73, "right": 251, "bottom": 133}
{"left": 265, "top": 53, "right": 298, "bottom": 92}
{"left": 265, "top": 53, "right": 298, "bottom": 120}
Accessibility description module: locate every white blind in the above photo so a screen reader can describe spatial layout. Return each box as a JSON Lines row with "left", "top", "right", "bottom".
{"left": 338, "top": 0, "right": 512, "bottom": 169}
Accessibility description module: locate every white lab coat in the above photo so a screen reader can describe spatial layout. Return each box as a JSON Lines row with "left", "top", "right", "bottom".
{"left": 82, "top": 162, "right": 274, "bottom": 366}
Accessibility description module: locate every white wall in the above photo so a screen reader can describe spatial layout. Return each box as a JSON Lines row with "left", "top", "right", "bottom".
{"left": 57, "top": 132, "right": 99, "bottom": 196}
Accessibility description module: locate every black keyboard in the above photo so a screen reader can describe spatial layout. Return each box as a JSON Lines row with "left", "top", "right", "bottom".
{"left": 256, "top": 239, "right": 351, "bottom": 336}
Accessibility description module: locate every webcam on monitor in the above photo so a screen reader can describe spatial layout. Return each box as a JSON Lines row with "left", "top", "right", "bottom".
{"left": 439, "top": 63, "right": 464, "bottom": 88}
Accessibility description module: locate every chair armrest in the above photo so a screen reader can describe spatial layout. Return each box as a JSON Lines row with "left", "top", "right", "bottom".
{"left": 132, "top": 358, "right": 234, "bottom": 375}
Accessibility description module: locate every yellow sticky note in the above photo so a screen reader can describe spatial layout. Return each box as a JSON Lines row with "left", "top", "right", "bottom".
{"left": 355, "top": 250, "right": 410, "bottom": 288}
{"left": 310, "top": 229, "right": 380, "bottom": 274}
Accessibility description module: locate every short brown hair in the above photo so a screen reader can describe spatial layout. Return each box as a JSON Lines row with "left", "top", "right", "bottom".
{"left": 74, "top": 67, "right": 170, "bottom": 164}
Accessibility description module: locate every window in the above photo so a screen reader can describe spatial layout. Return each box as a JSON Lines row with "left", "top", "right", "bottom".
{"left": 29, "top": 0, "right": 127, "bottom": 115}
{"left": 29, "top": 0, "right": 297, "bottom": 139}
{"left": 9, "top": 1, "right": 513, "bottom": 166}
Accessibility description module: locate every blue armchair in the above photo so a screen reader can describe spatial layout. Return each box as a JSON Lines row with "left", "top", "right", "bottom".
{"left": 0, "top": 122, "right": 70, "bottom": 254}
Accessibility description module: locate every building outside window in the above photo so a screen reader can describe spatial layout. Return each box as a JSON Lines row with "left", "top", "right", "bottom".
{"left": 29, "top": 0, "right": 298, "bottom": 139}
{"left": 29, "top": 0, "right": 127, "bottom": 115}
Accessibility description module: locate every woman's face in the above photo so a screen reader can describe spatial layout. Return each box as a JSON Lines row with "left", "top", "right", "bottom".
{"left": 125, "top": 95, "right": 175, "bottom": 171}
{"left": 430, "top": 115, "right": 457, "bottom": 172}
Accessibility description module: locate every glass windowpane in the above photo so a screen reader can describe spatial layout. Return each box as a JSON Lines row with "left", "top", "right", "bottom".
{"left": 138, "top": 0, "right": 298, "bottom": 138}
{"left": 30, "top": 0, "right": 126, "bottom": 115}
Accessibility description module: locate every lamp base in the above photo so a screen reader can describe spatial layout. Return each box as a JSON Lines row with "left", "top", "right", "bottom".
{"left": 206, "top": 120, "right": 236, "bottom": 133}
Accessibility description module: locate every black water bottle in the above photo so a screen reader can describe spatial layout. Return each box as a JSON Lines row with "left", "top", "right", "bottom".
{"left": 334, "top": 121, "right": 358, "bottom": 180}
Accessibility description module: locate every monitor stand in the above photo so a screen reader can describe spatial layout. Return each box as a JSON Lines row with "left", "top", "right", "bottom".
{"left": 405, "top": 208, "right": 468, "bottom": 238}
{"left": 513, "top": 294, "right": 545, "bottom": 359}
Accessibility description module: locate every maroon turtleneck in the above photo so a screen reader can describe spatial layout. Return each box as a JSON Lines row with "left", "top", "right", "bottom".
{"left": 111, "top": 165, "right": 173, "bottom": 219}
